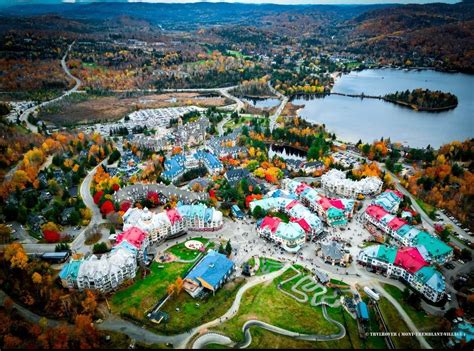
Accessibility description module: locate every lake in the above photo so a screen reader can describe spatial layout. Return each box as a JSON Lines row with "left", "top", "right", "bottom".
{"left": 242, "top": 97, "right": 281, "bottom": 109}
{"left": 268, "top": 144, "right": 306, "bottom": 161}
{"left": 293, "top": 69, "right": 474, "bottom": 148}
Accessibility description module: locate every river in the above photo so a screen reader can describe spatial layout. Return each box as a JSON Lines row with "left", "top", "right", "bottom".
{"left": 293, "top": 69, "right": 474, "bottom": 148}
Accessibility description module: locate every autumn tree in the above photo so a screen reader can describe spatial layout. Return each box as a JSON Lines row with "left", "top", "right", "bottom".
{"left": 175, "top": 277, "right": 184, "bottom": 295}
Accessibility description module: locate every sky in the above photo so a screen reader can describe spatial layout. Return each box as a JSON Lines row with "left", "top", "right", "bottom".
{"left": 0, "top": 0, "right": 461, "bottom": 5}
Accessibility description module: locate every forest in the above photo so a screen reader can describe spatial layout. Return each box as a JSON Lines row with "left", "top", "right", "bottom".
{"left": 384, "top": 89, "right": 458, "bottom": 111}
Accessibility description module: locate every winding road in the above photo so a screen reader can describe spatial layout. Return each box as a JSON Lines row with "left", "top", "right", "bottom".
{"left": 19, "top": 41, "right": 82, "bottom": 133}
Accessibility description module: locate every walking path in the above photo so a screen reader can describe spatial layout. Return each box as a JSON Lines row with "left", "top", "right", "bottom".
{"left": 192, "top": 265, "right": 347, "bottom": 349}
{"left": 370, "top": 282, "right": 432, "bottom": 349}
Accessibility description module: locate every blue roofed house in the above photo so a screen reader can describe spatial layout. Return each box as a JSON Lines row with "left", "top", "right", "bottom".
{"left": 184, "top": 250, "right": 234, "bottom": 298}
{"left": 59, "top": 259, "right": 83, "bottom": 289}
{"left": 231, "top": 204, "right": 245, "bottom": 219}
{"left": 194, "top": 150, "right": 223, "bottom": 174}
{"left": 356, "top": 301, "right": 369, "bottom": 322}
{"left": 162, "top": 154, "right": 186, "bottom": 181}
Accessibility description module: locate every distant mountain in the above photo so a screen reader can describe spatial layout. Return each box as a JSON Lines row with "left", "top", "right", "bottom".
{"left": 0, "top": 2, "right": 389, "bottom": 29}
{"left": 346, "top": 1, "right": 474, "bottom": 72}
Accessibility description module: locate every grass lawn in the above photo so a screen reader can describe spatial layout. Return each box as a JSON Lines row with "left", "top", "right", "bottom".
{"left": 152, "top": 277, "right": 246, "bottom": 334}
{"left": 212, "top": 274, "right": 340, "bottom": 342}
{"left": 256, "top": 257, "right": 283, "bottom": 275}
{"left": 111, "top": 261, "right": 193, "bottom": 321}
{"left": 377, "top": 297, "right": 421, "bottom": 349}
{"left": 382, "top": 284, "right": 445, "bottom": 348}
{"left": 223, "top": 116, "right": 256, "bottom": 130}
{"left": 211, "top": 275, "right": 377, "bottom": 349}
{"left": 165, "top": 237, "right": 209, "bottom": 261}
{"left": 415, "top": 199, "right": 436, "bottom": 218}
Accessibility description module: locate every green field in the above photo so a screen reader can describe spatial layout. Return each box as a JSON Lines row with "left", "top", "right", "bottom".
{"left": 153, "top": 277, "right": 246, "bottom": 334}
{"left": 212, "top": 275, "right": 340, "bottom": 342}
{"left": 111, "top": 261, "right": 193, "bottom": 320}
{"left": 166, "top": 237, "right": 209, "bottom": 261}
{"left": 223, "top": 116, "right": 257, "bottom": 130}
{"left": 256, "top": 257, "right": 284, "bottom": 275}
{"left": 82, "top": 62, "right": 98, "bottom": 69}
{"left": 377, "top": 296, "right": 421, "bottom": 349}
{"left": 382, "top": 284, "right": 444, "bottom": 348}
{"left": 211, "top": 269, "right": 385, "bottom": 349}
{"left": 226, "top": 50, "right": 252, "bottom": 59}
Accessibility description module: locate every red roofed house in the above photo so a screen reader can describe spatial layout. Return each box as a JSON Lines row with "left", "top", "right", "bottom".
{"left": 260, "top": 216, "right": 282, "bottom": 234}
{"left": 394, "top": 247, "right": 428, "bottom": 274}
{"left": 165, "top": 208, "right": 187, "bottom": 235}
{"left": 387, "top": 217, "right": 407, "bottom": 232}
{"left": 291, "top": 217, "right": 311, "bottom": 233}
{"left": 115, "top": 226, "right": 150, "bottom": 263}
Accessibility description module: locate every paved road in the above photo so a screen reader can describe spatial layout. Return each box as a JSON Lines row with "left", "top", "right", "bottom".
{"left": 18, "top": 41, "right": 82, "bottom": 133}
{"left": 71, "top": 159, "right": 108, "bottom": 254}
{"left": 267, "top": 82, "right": 288, "bottom": 131}
{"left": 379, "top": 163, "right": 473, "bottom": 249}
{"left": 0, "top": 290, "right": 61, "bottom": 328}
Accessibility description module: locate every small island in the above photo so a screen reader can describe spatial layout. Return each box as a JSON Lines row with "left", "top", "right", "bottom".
{"left": 384, "top": 88, "right": 458, "bottom": 112}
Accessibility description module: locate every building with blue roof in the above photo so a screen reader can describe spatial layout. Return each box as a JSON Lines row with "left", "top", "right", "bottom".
{"left": 194, "top": 150, "right": 223, "bottom": 174}
{"left": 372, "top": 190, "right": 403, "bottom": 213}
{"left": 231, "top": 204, "right": 245, "bottom": 219}
{"left": 184, "top": 250, "right": 234, "bottom": 297}
{"left": 162, "top": 154, "right": 186, "bottom": 181}
{"left": 356, "top": 301, "right": 369, "bottom": 321}
{"left": 59, "top": 259, "right": 83, "bottom": 289}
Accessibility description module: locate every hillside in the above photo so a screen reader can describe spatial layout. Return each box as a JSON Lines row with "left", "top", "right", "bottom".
{"left": 346, "top": 1, "right": 474, "bottom": 72}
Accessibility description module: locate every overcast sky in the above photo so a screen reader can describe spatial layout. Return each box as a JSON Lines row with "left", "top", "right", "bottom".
{"left": 0, "top": 0, "right": 461, "bottom": 6}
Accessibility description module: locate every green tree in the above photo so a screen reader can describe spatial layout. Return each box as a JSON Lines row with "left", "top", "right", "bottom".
{"left": 225, "top": 240, "right": 232, "bottom": 256}
{"left": 252, "top": 205, "right": 267, "bottom": 219}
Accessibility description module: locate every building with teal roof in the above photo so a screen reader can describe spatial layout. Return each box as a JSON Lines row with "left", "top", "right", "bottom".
{"left": 375, "top": 245, "right": 398, "bottom": 263}
{"left": 327, "top": 207, "right": 347, "bottom": 226}
{"left": 413, "top": 266, "right": 446, "bottom": 301}
{"left": 358, "top": 244, "right": 446, "bottom": 302}
{"left": 412, "top": 231, "right": 453, "bottom": 264}
{"left": 449, "top": 321, "right": 474, "bottom": 346}
{"left": 373, "top": 191, "right": 402, "bottom": 213}
{"left": 59, "top": 259, "right": 83, "bottom": 289}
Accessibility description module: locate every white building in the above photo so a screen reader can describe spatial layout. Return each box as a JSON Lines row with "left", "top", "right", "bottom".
{"left": 60, "top": 241, "right": 139, "bottom": 293}
{"left": 321, "top": 169, "right": 383, "bottom": 198}
{"left": 358, "top": 245, "right": 446, "bottom": 302}
{"left": 122, "top": 203, "right": 224, "bottom": 243}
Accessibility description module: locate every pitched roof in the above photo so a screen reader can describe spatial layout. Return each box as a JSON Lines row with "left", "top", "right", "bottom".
{"left": 394, "top": 247, "right": 428, "bottom": 274}
{"left": 415, "top": 266, "right": 445, "bottom": 292}
{"left": 259, "top": 216, "right": 282, "bottom": 233}
{"left": 387, "top": 217, "right": 408, "bottom": 231}
{"left": 366, "top": 205, "right": 388, "bottom": 221}
{"left": 115, "top": 227, "right": 148, "bottom": 250}
{"left": 321, "top": 241, "right": 344, "bottom": 261}
{"left": 412, "top": 231, "right": 453, "bottom": 259}
{"left": 375, "top": 245, "right": 398, "bottom": 263}
{"left": 186, "top": 250, "right": 234, "bottom": 290}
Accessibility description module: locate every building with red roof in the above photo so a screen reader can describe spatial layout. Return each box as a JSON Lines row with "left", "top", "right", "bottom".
{"left": 394, "top": 247, "right": 428, "bottom": 274}
{"left": 260, "top": 216, "right": 282, "bottom": 233}
{"left": 115, "top": 226, "right": 150, "bottom": 262}
{"left": 387, "top": 217, "right": 407, "bottom": 232}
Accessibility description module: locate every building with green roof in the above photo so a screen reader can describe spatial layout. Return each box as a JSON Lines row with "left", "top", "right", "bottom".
{"left": 412, "top": 231, "right": 453, "bottom": 264}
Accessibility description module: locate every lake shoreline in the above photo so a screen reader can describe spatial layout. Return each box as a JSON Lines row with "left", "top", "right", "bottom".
{"left": 330, "top": 92, "right": 458, "bottom": 112}
{"left": 293, "top": 68, "right": 473, "bottom": 149}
